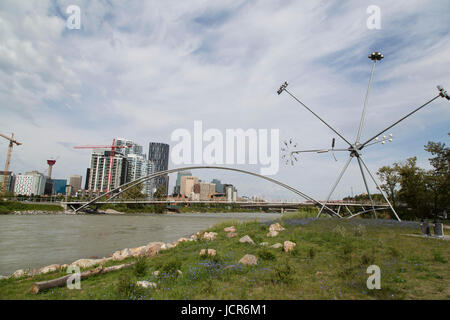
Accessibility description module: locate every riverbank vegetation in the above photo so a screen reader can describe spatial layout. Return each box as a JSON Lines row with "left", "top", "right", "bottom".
{"left": 0, "top": 216, "right": 448, "bottom": 300}
{"left": 0, "top": 200, "right": 63, "bottom": 215}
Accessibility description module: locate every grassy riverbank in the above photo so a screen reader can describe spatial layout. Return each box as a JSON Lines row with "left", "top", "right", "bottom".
{"left": 0, "top": 200, "right": 63, "bottom": 214}
{"left": 0, "top": 213, "right": 448, "bottom": 300}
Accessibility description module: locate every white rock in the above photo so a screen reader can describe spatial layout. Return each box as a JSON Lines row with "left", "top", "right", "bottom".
{"left": 202, "top": 232, "right": 218, "bottom": 241}
{"left": 177, "top": 270, "right": 183, "bottom": 276}
{"left": 269, "top": 223, "right": 285, "bottom": 232}
{"left": 267, "top": 230, "right": 279, "bottom": 237}
{"left": 224, "top": 226, "right": 236, "bottom": 233}
{"left": 283, "top": 241, "right": 296, "bottom": 253}
{"left": 136, "top": 281, "right": 157, "bottom": 289}
{"left": 199, "top": 249, "right": 216, "bottom": 257}
{"left": 177, "top": 237, "right": 190, "bottom": 243}
{"left": 143, "top": 242, "right": 166, "bottom": 257}
{"left": 238, "top": 254, "right": 258, "bottom": 266}
{"left": 259, "top": 242, "right": 269, "bottom": 246}
{"left": 270, "top": 243, "right": 283, "bottom": 249}
{"left": 39, "top": 264, "right": 60, "bottom": 274}
{"left": 239, "top": 235, "right": 255, "bottom": 245}
{"left": 153, "top": 270, "right": 160, "bottom": 276}
{"left": 12, "top": 269, "right": 25, "bottom": 278}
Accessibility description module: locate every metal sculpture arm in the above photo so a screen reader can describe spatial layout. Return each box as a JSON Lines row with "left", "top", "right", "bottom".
{"left": 278, "top": 82, "right": 353, "bottom": 147}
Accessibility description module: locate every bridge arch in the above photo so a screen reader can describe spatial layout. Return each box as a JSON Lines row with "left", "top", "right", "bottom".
{"left": 75, "top": 166, "right": 338, "bottom": 216}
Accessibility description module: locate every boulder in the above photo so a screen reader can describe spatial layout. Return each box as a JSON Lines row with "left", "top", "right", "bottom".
{"left": 12, "top": 269, "right": 25, "bottom": 278}
{"left": 224, "top": 226, "right": 236, "bottom": 233}
{"left": 177, "top": 270, "right": 183, "bottom": 276}
{"left": 199, "top": 249, "right": 216, "bottom": 257}
{"left": 136, "top": 281, "right": 157, "bottom": 289}
{"left": 39, "top": 264, "right": 60, "bottom": 274}
{"left": 238, "top": 254, "right": 258, "bottom": 266}
{"left": 202, "top": 232, "right": 218, "bottom": 241}
{"left": 144, "top": 242, "right": 166, "bottom": 257}
{"left": 177, "top": 237, "right": 190, "bottom": 243}
{"left": 61, "top": 264, "right": 69, "bottom": 270}
{"left": 0, "top": 275, "right": 9, "bottom": 280}
{"left": 239, "top": 235, "right": 255, "bottom": 245}
{"left": 259, "top": 242, "right": 269, "bottom": 246}
{"left": 190, "top": 234, "right": 198, "bottom": 241}
{"left": 269, "top": 223, "right": 285, "bottom": 232}
{"left": 153, "top": 270, "right": 160, "bottom": 276}
{"left": 227, "top": 232, "right": 238, "bottom": 238}
{"left": 112, "top": 248, "right": 131, "bottom": 261}
{"left": 71, "top": 258, "right": 109, "bottom": 268}
{"left": 165, "top": 243, "right": 175, "bottom": 250}
{"left": 270, "top": 243, "right": 283, "bottom": 249}
{"left": 267, "top": 230, "right": 279, "bottom": 237}
{"left": 283, "top": 241, "right": 296, "bottom": 253}
{"left": 130, "top": 246, "right": 147, "bottom": 257}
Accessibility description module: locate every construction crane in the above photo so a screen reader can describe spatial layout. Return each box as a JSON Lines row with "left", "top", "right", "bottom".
{"left": 74, "top": 139, "right": 131, "bottom": 193}
{"left": 0, "top": 133, "right": 22, "bottom": 193}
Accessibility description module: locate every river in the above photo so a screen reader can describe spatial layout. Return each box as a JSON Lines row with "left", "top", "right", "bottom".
{"left": 0, "top": 212, "right": 280, "bottom": 276}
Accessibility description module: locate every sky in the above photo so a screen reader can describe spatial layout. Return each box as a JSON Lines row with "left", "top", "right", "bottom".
{"left": 0, "top": 0, "right": 449, "bottom": 201}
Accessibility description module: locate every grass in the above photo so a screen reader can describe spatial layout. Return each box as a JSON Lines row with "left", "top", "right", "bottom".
{"left": 0, "top": 216, "right": 449, "bottom": 300}
{"left": 0, "top": 201, "right": 63, "bottom": 214}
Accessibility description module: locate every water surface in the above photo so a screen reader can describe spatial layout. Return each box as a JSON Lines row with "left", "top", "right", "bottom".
{"left": 0, "top": 212, "right": 280, "bottom": 275}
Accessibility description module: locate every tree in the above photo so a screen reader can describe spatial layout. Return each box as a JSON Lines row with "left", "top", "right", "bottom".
{"left": 424, "top": 141, "right": 449, "bottom": 215}
{"left": 377, "top": 165, "right": 400, "bottom": 208}
{"left": 394, "top": 157, "right": 428, "bottom": 218}
{"left": 121, "top": 184, "right": 146, "bottom": 200}
{"left": 153, "top": 185, "right": 167, "bottom": 200}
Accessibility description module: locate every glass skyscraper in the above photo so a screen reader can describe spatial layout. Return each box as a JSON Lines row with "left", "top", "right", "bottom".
{"left": 148, "top": 142, "right": 169, "bottom": 195}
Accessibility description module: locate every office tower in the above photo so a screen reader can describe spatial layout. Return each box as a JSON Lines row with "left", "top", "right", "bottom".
{"left": 0, "top": 171, "right": 15, "bottom": 192}
{"left": 148, "top": 142, "right": 169, "bottom": 195}
{"left": 125, "top": 153, "right": 154, "bottom": 197}
{"left": 52, "top": 179, "right": 67, "bottom": 195}
{"left": 14, "top": 171, "right": 47, "bottom": 196}
{"left": 211, "top": 179, "right": 224, "bottom": 194}
{"left": 69, "top": 175, "right": 82, "bottom": 195}
{"left": 174, "top": 171, "right": 192, "bottom": 195}
{"left": 180, "top": 175, "right": 199, "bottom": 196}
{"left": 85, "top": 168, "right": 90, "bottom": 190}
{"left": 198, "top": 182, "right": 216, "bottom": 201}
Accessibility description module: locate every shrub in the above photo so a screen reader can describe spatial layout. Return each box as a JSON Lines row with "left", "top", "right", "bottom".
{"left": 308, "top": 247, "right": 316, "bottom": 260}
{"left": 272, "top": 258, "right": 294, "bottom": 283}
{"left": 257, "top": 249, "right": 277, "bottom": 261}
{"left": 360, "top": 253, "right": 375, "bottom": 265}
{"left": 161, "top": 258, "right": 182, "bottom": 275}
{"left": 134, "top": 257, "right": 149, "bottom": 277}
{"left": 115, "top": 274, "right": 134, "bottom": 298}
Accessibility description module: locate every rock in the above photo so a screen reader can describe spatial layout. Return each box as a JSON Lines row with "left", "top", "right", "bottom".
{"left": 238, "top": 254, "right": 258, "bottom": 266}
{"left": 224, "top": 226, "right": 236, "bottom": 233}
{"left": 12, "top": 269, "right": 25, "bottom": 278}
{"left": 71, "top": 258, "right": 110, "bottom": 268}
{"left": 39, "top": 264, "right": 60, "bottom": 274}
{"left": 112, "top": 248, "right": 131, "bottom": 261}
{"left": 202, "top": 232, "right": 218, "bottom": 241}
{"left": 267, "top": 230, "right": 279, "bottom": 237}
{"left": 269, "top": 223, "right": 285, "bottom": 232}
{"left": 104, "top": 209, "right": 120, "bottom": 214}
{"left": 165, "top": 243, "right": 175, "bottom": 250}
{"left": 144, "top": 242, "right": 166, "bottom": 257}
{"left": 177, "top": 237, "right": 190, "bottom": 243}
{"left": 227, "top": 232, "right": 238, "bottom": 238}
{"left": 0, "top": 275, "right": 9, "bottom": 280}
{"left": 153, "top": 270, "right": 160, "bottom": 276}
{"left": 61, "top": 264, "right": 69, "bottom": 270}
{"left": 239, "top": 235, "right": 255, "bottom": 244}
{"left": 270, "top": 243, "right": 283, "bottom": 249}
{"left": 190, "top": 234, "right": 198, "bottom": 241}
{"left": 136, "top": 281, "right": 157, "bottom": 289}
{"left": 177, "top": 269, "right": 183, "bottom": 276}
{"left": 283, "top": 241, "right": 296, "bottom": 253}
{"left": 199, "top": 249, "right": 216, "bottom": 257}
{"left": 259, "top": 242, "right": 269, "bottom": 246}
{"left": 130, "top": 246, "right": 147, "bottom": 257}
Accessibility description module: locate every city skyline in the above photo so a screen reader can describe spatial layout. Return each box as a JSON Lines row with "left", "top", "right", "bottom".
{"left": 1, "top": 1, "right": 449, "bottom": 201}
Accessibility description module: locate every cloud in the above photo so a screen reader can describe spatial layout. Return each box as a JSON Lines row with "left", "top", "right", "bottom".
{"left": 0, "top": 0, "right": 449, "bottom": 200}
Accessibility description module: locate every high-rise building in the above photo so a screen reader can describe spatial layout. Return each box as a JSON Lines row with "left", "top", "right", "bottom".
{"left": 84, "top": 168, "right": 90, "bottom": 190}
{"left": 148, "top": 142, "right": 169, "bottom": 195}
{"left": 69, "top": 175, "right": 82, "bottom": 195}
{"left": 14, "top": 171, "right": 47, "bottom": 196}
{"left": 198, "top": 182, "right": 216, "bottom": 201}
{"left": 211, "top": 179, "right": 224, "bottom": 194}
{"left": 174, "top": 171, "right": 192, "bottom": 195}
{"left": 88, "top": 151, "right": 126, "bottom": 193}
{"left": 0, "top": 171, "right": 15, "bottom": 193}
{"left": 180, "top": 175, "right": 198, "bottom": 197}
{"left": 125, "top": 153, "right": 154, "bottom": 197}
{"left": 53, "top": 179, "right": 67, "bottom": 195}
